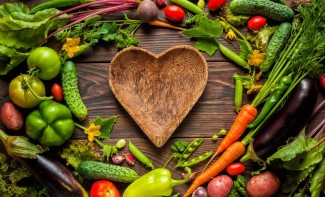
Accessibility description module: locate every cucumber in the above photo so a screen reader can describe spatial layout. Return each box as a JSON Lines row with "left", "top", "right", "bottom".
{"left": 229, "top": 0, "right": 294, "bottom": 22}
{"left": 260, "top": 22, "right": 292, "bottom": 72}
{"left": 77, "top": 160, "right": 138, "bottom": 183}
{"left": 61, "top": 61, "right": 88, "bottom": 120}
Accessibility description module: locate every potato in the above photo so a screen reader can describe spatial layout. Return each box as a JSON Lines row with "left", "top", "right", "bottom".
{"left": 207, "top": 175, "right": 233, "bottom": 197}
{"left": 1, "top": 102, "right": 24, "bottom": 131}
{"left": 247, "top": 171, "right": 280, "bottom": 197}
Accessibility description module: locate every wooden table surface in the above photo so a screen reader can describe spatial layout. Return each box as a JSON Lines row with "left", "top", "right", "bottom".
{"left": 1, "top": 0, "right": 324, "bottom": 196}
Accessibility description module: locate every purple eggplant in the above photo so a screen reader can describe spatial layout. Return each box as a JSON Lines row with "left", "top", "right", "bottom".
{"left": 16, "top": 154, "right": 89, "bottom": 197}
{"left": 253, "top": 77, "right": 318, "bottom": 159}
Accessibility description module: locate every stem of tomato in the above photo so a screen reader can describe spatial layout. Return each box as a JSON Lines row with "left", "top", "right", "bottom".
{"left": 21, "top": 75, "right": 53, "bottom": 101}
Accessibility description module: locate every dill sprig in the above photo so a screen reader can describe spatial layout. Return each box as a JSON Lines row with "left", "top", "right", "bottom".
{"left": 54, "top": 15, "right": 142, "bottom": 48}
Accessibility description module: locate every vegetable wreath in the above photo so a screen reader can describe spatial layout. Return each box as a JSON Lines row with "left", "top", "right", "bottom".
{"left": 0, "top": 0, "right": 324, "bottom": 196}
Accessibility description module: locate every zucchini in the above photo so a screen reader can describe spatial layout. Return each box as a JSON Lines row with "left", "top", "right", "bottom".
{"left": 77, "top": 160, "right": 139, "bottom": 183}
{"left": 260, "top": 22, "right": 292, "bottom": 72}
{"left": 61, "top": 61, "right": 88, "bottom": 120}
{"left": 229, "top": 0, "right": 294, "bottom": 22}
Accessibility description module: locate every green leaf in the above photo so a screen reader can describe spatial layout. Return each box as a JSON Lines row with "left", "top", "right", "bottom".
{"left": 0, "top": 45, "right": 29, "bottom": 75}
{"left": 0, "top": 4, "right": 67, "bottom": 49}
{"left": 182, "top": 17, "right": 223, "bottom": 39}
{"left": 194, "top": 38, "right": 219, "bottom": 56}
{"left": 282, "top": 165, "right": 317, "bottom": 193}
{"left": 91, "top": 115, "right": 119, "bottom": 139}
{"left": 0, "top": 3, "right": 29, "bottom": 18}
{"left": 283, "top": 140, "right": 324, "bottom": 171}
{"left": 310, "top": 157, "right": 325, "bottom": 197}
{"left": 182, "top": 14, "right": 223, "bottom": 56}
{"left": 237, "top": 38, "right": 250, "bottom": 61}
{"left": 101, "top": 22, "right": 117, "bottom": 41}
{"left": 266, "top": 131, "right": 312, "bottom": 163}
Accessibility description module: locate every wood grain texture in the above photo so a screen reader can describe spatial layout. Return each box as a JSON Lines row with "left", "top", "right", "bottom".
{"left": 1, "top": 0, "right": 325, "bottom": 196}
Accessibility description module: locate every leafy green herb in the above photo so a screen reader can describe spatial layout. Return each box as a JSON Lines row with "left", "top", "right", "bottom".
{"left": 228, "top": 175, "right": 246, "bottom": 197}
{"left": 55, "top": 14, "right": 141, "bottom": 50}
{"left": 183, "top": 13, "right": 223, "bottom": 56}
{"left": 0, "top": 153, "right": 49, "bottom": 197}
{"left": 246, "top": 25, "right": 278, "bottom": 52}
{"left": 60, "top": 140, "right": 102, "bottom": 170}
{"left": 91, "top": 115, "right": 119, "bottom": 140}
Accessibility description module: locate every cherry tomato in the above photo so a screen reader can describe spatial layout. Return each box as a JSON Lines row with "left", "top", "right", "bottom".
{"left": 51, "top": 83, "right": 64, "bottom": 102}
{"left": 27, "top": 46, "right": 61, "bottom": 80}
{"left": 226, "top": 162, "right": 245, "bottom": 176}
{"left": 319, "top": 73, "right": 325, "bottom": 90}
{"left": 163, "top": 5, "right": 185, "bottom": 22}
{"left": 247, "top": 16, "right": 267, "bottom": 31}
{"left": 90, "top": 180, "right": 120, "bottom": 197}
{"left": 208, "top": 0, "right": 227, "bottom": 11}
{"left": 9, "top": 74, "right": 47, "bottom": 108}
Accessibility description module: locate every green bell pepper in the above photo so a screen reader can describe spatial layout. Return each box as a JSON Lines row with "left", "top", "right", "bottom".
{"left": 26, "top": 100, "right": 75, "bottom": 146}
{"left": 123, "top": 167, "right": 191, "bottom": 197}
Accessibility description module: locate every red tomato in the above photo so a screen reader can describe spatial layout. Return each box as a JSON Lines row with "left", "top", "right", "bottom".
{"left": 319, "top": 73, "right": 325, "bottom": 90}
{"left": 208, "top": 0, "right": 227, "bottom": 11}
{"left": 51, "top": 83, "right": 63, "bottom": 102}
{"left": 90, "top": 180, "right": 120, "bottom": 197}
{"left": 247, "top": 16, "right": 267, "bottom": 31}
{"left": 226, "top": 162, "right": 245, "bottom": 176}
{"left": 163, "top": 5, "right": 185, "bottom": 22}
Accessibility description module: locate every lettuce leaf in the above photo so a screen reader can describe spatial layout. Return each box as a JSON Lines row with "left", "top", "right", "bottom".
{"left": 0, "top": 2, "right": 67, "bottom": 75}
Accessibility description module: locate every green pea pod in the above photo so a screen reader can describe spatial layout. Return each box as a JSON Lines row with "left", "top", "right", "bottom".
{"left": 219, "top": 43, "right": 251, "bottom": 72}
{"left": 233, "top": 74, "right": 244, "bottom": 113}
{"left": 175, "top": 138, "right": 204, "bottom": 168}
{"left": 247, "top": 73, "right": 292, "bottom": 129}
{"left": 128, "top": 140, "right": 154, "bottom": 169}
{"left": 181, "top": 151, "right": 212, "bottom": 167}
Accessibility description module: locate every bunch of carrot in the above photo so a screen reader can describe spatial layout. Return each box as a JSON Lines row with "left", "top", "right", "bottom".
{"left": 183, "top": 104, "right": 257, "bottom": 197}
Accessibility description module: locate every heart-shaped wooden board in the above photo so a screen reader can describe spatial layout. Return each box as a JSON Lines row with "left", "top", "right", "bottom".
{"left": 109, "top": 45, "right": 208, "bottom": 147}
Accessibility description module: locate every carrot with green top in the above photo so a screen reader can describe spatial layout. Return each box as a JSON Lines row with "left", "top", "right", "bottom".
{"left": 203, "top": 104, "right": 257, "bottom": 171}
{"left": 183, "top": 141, "right": 246, "bottom": 197}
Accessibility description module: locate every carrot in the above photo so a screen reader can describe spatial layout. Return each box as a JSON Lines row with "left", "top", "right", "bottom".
{"left": 149, "top": 19, "right": 186, "bottom": 31}
{"left": 183, "top": 141, "right": 246, "bottom": 197}
{"left": 204, "top": 104, "right": 257, "bottom": 171}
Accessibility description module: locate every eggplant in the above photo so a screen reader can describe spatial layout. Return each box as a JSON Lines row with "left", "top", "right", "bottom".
{"left": 253, "top": 77, "right": 318, "bottom": 159}
{"left": 16, "top": 154, "right": 89, "bottom": 197}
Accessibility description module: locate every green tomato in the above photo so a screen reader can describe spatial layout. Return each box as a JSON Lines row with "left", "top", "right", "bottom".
{"left": 27, "top": 47, "right": 61, "bottom": 80}
{"left": 9, "top": 74, "right": 46, "bottom": 108}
